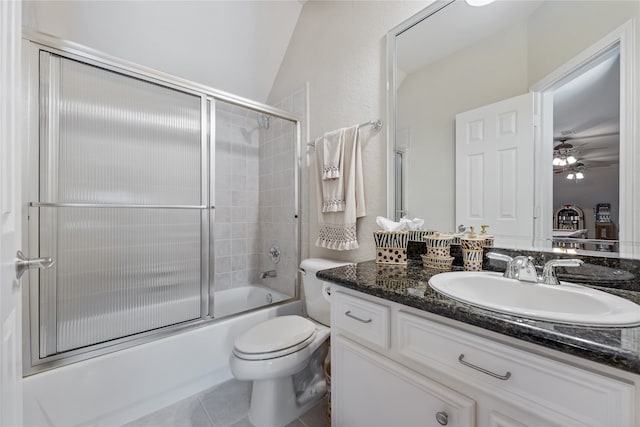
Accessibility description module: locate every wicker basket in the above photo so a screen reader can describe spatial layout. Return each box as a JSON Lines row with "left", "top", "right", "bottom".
{"left": 373, "top": 231, "right": 409, "bottom": 264}
{"left": 408, "top": 229, "right": 436, "bottom": 242}
{"left": 423, "top": 233, "right": 453, "bottom": 259}
{"left": 421, "top": 254, "right": 454, "bottom": 270}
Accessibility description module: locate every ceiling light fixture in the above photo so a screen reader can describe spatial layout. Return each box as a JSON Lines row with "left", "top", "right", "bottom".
{"left": 465, "top": 0, "right": 496, "bottom": 6}
{"left": 565, "top": 163, "right": 585, "bottom": 181}
{"left": 553, "top": 140, "right": 578, "bottom": 167}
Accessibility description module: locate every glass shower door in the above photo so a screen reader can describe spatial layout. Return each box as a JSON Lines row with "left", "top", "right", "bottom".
{"left": 35, "top": 52, "right": 207, "bottom": 357}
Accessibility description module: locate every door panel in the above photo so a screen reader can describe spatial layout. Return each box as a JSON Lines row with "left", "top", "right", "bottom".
{"left": 0, "top": 1, "right": 23, "bottom": 424}
{"left": 35, "top": 51, "right": 205, "bottom": 358}
{"left": 456, "top": 93, "right": 534, "bottom": 247}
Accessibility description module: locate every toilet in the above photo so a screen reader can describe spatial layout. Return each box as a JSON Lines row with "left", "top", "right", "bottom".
{"left": 229, "top": 258, "right": 349, "bottom": 427}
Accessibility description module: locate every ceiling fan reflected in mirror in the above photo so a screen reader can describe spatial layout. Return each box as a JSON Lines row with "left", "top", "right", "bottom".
{"left": 565, "top": 162, "right": 585, "bottom": 181}
{"left": 552, "top": 139, "right": 578, "bottom": 167}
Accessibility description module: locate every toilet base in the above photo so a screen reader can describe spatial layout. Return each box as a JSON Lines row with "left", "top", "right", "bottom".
{"left": 247, "top": 340, "right": 329, "bottom": 427}
{"left": 248, "top": 377, "right": 326, "bottom": 427}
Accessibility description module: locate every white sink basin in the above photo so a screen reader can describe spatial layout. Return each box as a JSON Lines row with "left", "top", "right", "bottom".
{"left": 428, "top": 271, "right": 640, "bottom": 327}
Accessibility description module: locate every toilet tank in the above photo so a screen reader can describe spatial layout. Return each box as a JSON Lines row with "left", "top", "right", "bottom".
{"left": 300, "top": 258, "right": 351, "bottom": 326}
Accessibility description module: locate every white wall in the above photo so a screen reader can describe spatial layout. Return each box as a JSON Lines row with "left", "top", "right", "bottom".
{"left": 268, "top": 1, "right": 430, "bottom": 263}
{"left": 22, "top": 0, "right": 302, "bottom": 103}
{"left": 527, "top": 1, "right": 640, "bottom": 86}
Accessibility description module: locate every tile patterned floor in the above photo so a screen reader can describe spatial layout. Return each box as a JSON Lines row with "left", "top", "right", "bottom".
{"left": 123, "top": 379, "right": 330, "bottom": 427}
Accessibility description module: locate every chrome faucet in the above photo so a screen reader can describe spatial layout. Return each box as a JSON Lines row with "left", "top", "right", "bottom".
{"left": 487, "top": 252, "right": 584, "bottom": 285}
{"left": 261, "top": 270, "right": 277, "bottom": 279}
{"left": 486, "top": 253, "right": 537, "bottom": 282}
{"left": 540, "top": 259, "right": 584, "bottom": 285}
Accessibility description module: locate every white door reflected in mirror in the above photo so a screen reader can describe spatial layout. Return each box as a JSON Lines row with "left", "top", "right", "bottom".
{"left": 455, "top": 93, "right": 534, "bottom": 249}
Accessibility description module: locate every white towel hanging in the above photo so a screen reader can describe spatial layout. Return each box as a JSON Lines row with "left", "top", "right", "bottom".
{"left": 315, "top": 125, "right": 366, "bottom": 250}
{"left": 322, "top": 128, "right": 343, "bottom": 180}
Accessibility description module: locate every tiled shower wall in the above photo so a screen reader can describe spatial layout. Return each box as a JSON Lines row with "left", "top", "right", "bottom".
{"left": 214, "top": 102, "right": 261, "bottom": 290}
{"left": 213, "top": 90, "right": 306, "bottom": 297}
{"left": 259, "top": 86, "right": 308, "bottom": 297}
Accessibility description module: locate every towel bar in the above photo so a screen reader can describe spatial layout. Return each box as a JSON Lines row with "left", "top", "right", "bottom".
{"left": 307, "top": 119, "right": 383, "bottom": 147}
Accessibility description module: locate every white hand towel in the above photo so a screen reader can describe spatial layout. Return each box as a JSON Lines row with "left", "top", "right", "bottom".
{"left": 316, "top": 127, "right": 355, "bottom": 213}
{"left": 322, "top": 128, "right": 343, "bottom": 180}
{"left": 316, "top": 125, "right": 365, "bottom": 250}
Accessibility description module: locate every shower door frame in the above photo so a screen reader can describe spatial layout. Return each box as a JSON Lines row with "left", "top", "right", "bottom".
{"left": 22, "top": 31, "right": 302, "bottom": 376}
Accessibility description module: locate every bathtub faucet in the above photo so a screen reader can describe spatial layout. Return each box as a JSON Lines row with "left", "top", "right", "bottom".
{"left": 261, "top": 270, "right": 277, "bottom": 279}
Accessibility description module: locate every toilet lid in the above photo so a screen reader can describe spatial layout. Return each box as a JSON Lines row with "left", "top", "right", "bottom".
{"left": 234, "top": 315, "right": 316, "bottom": 354}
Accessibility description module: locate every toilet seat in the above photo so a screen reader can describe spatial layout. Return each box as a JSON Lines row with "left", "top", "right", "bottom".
{"left": 233, "top": 315, "right": 318, "bottom": 361}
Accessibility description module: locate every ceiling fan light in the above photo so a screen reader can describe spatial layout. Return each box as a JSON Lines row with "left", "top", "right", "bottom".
{"left": 558, "top": 158, "right": 567, "bottom": 167}
{"left": 567, "top": 156, "right": 577, "bottom": 165}
{"left": 552, "top": 157, "right": 562, "bottom": 166}
{"left": 576, "top": 172, "right": 584, "bottom": 179}
{"left": 465, "top": 0, "right": 496, "bottom": 6}
{"left": 566, "top": 173, "right": 575, "bottom": 180}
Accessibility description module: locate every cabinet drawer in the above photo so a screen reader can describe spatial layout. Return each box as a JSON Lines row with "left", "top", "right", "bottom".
{"left": 332, "top": 291, "right": 390, "bottom": 348}
{"left": 396, "top": 311, "right": 634, "bottom": 427}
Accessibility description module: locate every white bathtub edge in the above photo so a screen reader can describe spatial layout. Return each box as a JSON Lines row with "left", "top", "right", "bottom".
{"left": 23, "top": 300, "right": 302, "bottom": 427}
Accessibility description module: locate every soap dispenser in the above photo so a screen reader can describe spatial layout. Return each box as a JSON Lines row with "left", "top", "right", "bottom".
{"left": 460, "top": 227, "right": 485, "bottom": 271}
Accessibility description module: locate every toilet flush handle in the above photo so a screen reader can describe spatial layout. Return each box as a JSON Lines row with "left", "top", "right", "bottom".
{"left": 321, "top": 283, "right": 332, "bottom": 302}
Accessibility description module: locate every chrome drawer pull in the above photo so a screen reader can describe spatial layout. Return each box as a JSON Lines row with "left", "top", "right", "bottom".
{"left": 344, "top": 310, "right": 372, "bottom": 324}
{"left": 458, "top": 354, "right": 511, "bottom": 380}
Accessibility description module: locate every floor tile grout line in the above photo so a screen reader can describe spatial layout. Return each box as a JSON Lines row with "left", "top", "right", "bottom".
{"left": 197, "top": 395, "right": 218, "bottom": 427}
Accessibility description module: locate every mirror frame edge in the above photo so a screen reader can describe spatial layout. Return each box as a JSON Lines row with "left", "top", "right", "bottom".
{"left": 386, "top": 0, "right": 457, "bottom": 220}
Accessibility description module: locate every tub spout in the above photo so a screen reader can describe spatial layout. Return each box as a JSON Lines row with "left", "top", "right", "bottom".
{"left": 261, "top": 270, "right": 277, "bottom": 279}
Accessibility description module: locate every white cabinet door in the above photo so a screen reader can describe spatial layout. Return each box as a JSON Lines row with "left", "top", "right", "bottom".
{"left": 332, "top": 335, "right": 475, "bottom": 427}
{"left": 455, "top": 93, "right": 534, "bottom": 247}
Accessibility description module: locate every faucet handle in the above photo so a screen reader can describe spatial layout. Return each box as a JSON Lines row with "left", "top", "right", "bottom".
{"left": 486, "top": 252, "right": 513, "bottom": 263}
{"left": 486, "top": 252, "right": 514, "bottom": 279}
{"left": 541, "top": 259, "right": 584, "bottom": 285}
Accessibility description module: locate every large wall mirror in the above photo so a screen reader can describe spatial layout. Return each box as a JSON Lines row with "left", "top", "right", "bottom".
{"left": 387, "top": 0, "right": 640, "bottom": 258}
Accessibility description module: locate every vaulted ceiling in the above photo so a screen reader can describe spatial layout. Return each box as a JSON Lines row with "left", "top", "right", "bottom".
{"left": 23, "top": 1, "right": 305, "bottom": 103}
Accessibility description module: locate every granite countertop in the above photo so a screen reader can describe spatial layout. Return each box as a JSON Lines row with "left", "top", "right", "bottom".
{"left": 318, "top": 259, "right": 640, "bottom": 375}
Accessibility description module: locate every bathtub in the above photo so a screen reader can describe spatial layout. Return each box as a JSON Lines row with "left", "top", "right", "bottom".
{"left": 214, "top": 285, "right": 291, "bottom": 318}
{"left": 22, "top": 289, "right": 301, "bottom": 427}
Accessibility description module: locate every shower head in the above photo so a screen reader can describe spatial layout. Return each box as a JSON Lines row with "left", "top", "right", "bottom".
{"left": 240, "top": 114, "right": 270, "bottom": 143}
{"left": 258, "top": 114, "right": 270, "bottom": 130}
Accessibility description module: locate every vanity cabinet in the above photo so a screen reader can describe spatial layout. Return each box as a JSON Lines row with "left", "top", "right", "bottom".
{"left": 331, "top": 287, "right": 636, "bottom": 427}
{"left": 333, "top": 335, "right": 475, "bottom": 427}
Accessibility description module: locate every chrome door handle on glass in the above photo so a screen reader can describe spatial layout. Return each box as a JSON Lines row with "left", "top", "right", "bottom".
{"left": 344, "top": 311, "right": 372, "bottom": 324}
{"left": 16, "top": 250, "right": 55, "bottom": 279}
